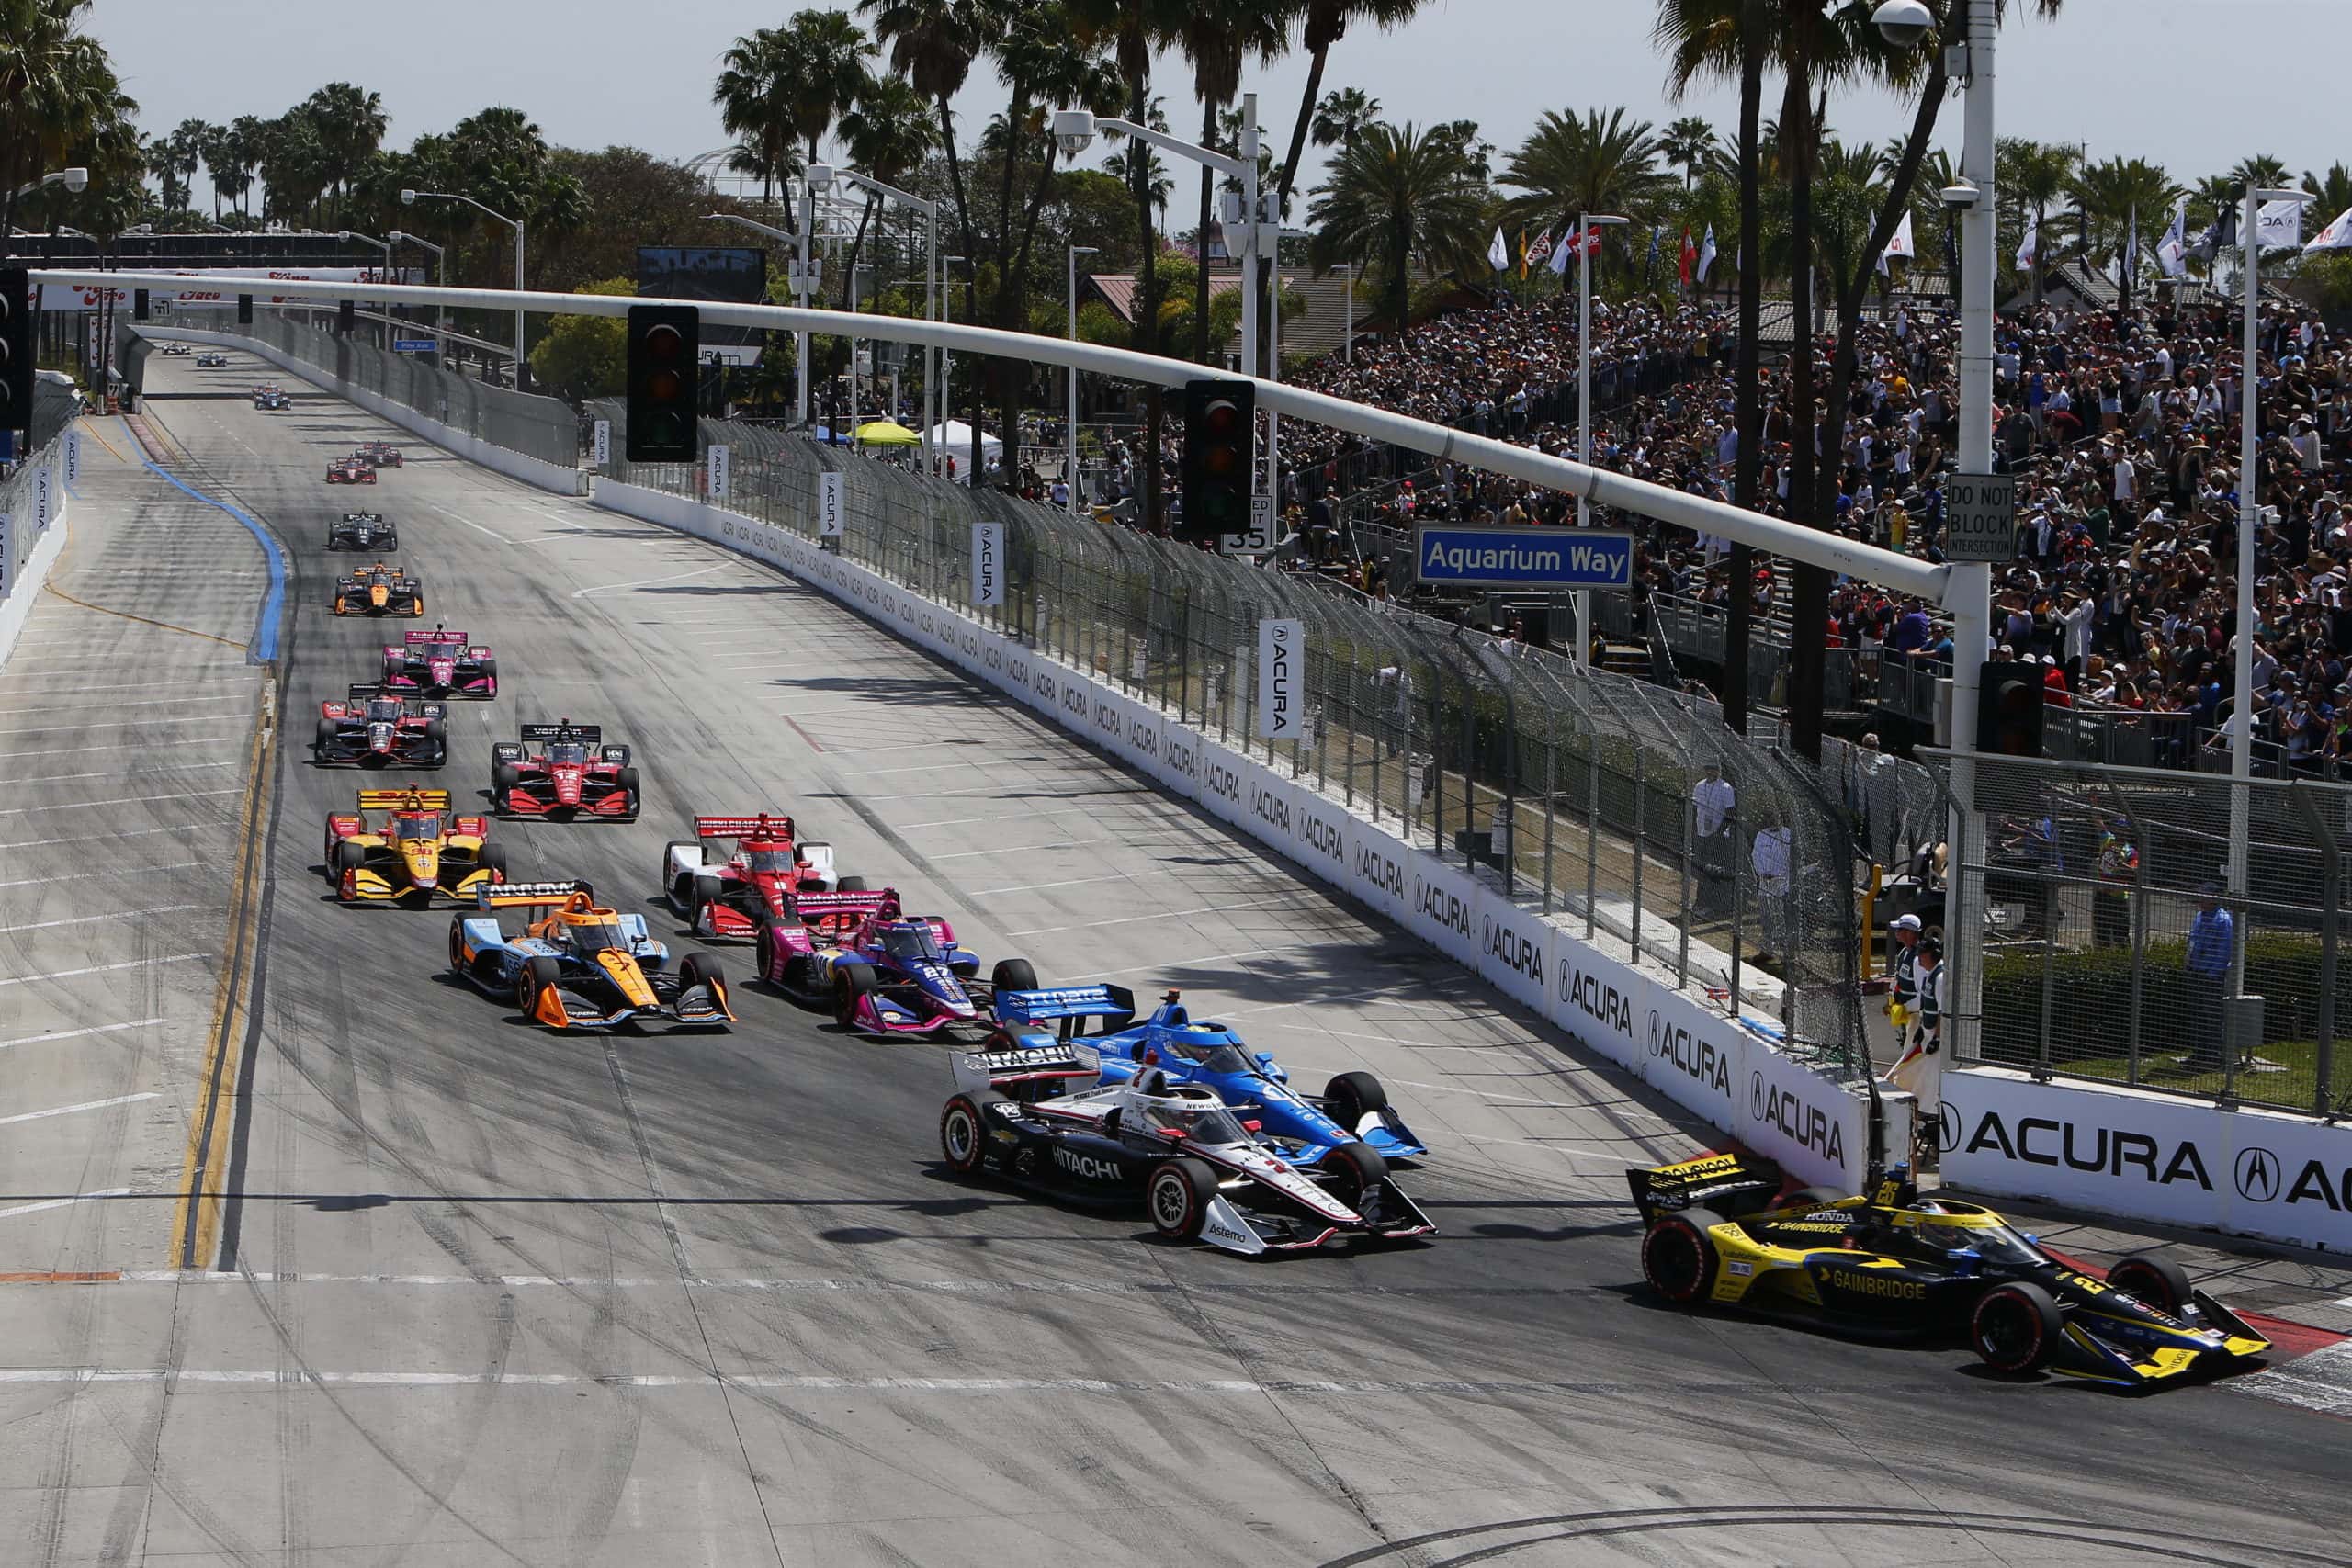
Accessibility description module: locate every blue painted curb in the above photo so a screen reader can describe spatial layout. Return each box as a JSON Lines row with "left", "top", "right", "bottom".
{"left": 135, "top": 450, "right": 287, "bottom": 664}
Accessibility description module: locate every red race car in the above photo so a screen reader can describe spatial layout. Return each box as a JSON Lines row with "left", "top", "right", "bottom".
{"left": 356, "top": 441, "right": 405, "bottom": 468}
{"left": 490, "top": 721, "right": 640, "bottom": 819}
{"left": 658, "top": 813, "right": 860, "bottom": 942}
{"left": 327, "top": 457, "right": 376, "bottom": 485}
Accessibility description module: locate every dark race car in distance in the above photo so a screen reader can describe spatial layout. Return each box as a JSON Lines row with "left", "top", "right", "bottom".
{"left": 195, "top": 351, "right": 228, "bottom": 367}
{"left": 383, "top": 627, "right": 497, "bottom": 700}
{"left": 938, "top": 1042, "right": 1435, "bottom": 1256}
{"left": 328, "top": 513, "right": 399, "bottom": 551}
{"left": 356, "top": 441, "right": 404, "bottom": 468}
{"left": 491, "top": 721, "right": 639, "bottom": 819}
{"left": 313, "top": 684, "right": 447, "bottom": 768}
{"left": 1630, "top": 1153, "right": 2271, "bottom": 1387}
{"left": 254, "top": 385, "right": 291, "bottom": 411}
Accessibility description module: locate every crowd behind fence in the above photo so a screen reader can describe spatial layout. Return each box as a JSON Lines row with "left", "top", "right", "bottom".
{"left": 1939, "top": 750, "right": 2352, "bottom": 1119}
{"left": 586, "top": 396, "right": 1882, "bottom": 1077}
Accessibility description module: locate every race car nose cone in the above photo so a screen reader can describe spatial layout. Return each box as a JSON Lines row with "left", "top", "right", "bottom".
{"left": 368, "top": 722, "right": 394, "bottom": 750}
{"left": 370, "top": 586, "right": 389, "bottom": 606}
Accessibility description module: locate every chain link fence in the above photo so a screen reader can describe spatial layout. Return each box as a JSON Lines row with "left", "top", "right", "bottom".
{"left": 1935, "top": 750, "right": 2352, "bottom": 1118}
{"left": 144, "top": 305, "right": 578, "bottom": 469}
{"left": 587, "top": 398, "right": 1892, "bottom": 1076}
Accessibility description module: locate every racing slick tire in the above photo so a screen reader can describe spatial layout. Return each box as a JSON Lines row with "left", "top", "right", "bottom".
{"left": 514, "top": 954, "right": 562, "bottom": 1021}
{"left": 481, "top": 659, "right": 500, "bottom": 690}
{"left": 1317, "top": 1141, "right": 1388, "bottom": 1208}
{"left": 382, "top": 531, "right": 398, "bottom": 550}
{"left": 1323, "top": 1071, "right": 1388, "bottom": 1130}
{"left": 492, "top": 761, "right": 520, "bottom": 810}
{"left": 754, "top": 919, "right": 785, "bottom": 983}
{"left": 690, "top": 874, "right": 724, "bottom": 929}
{"left": 313, "top": 716, "right": 338, "bottom": 755}
{"left": 939, "top": 1093, "right": 1000, "bottom": 1175}
{"left": 832, "top": 962, "right": 876, "bottom": 1028}
{"left": 1147, "top": 1157, "right": 1220, "bottom": 1241}
{"left": 663, "top": 843, "right": 701, "bottom": 907}
{"left": 1641, "top": 1215, "right": 1720, "bottom": 1305}
{"left": 838, "top": 875, "right": 869, "bottom": 893}
{"left": 447, "top": 920, "right": 468, "bottom": 975}
{"left": 989, "top": 958, "right": 1038, "bottom": 996}
{"left": 2109, "top": 1251, "right": 2194, "bottom": 1317}
{"left": 477, "top": 842, "right": 509, "bottom": 883}
{"left": 677, "top": 953, "right": 724, "bottom": 997}
{"left": 331, "top": 839, "right": 368, "bottom": 899}
{"left": 424, "top": 716, "right": 447, "bottom": 746}
{"left": 1971, "top": 1281, "right": 2064, "bottom": 1373}
{"left": 614, "top": 767, "right": 641, "bottom": 819}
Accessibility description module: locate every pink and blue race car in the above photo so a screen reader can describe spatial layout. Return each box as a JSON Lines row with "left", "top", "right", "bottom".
{"left": 985, "top": 987, "right": 1428, "bottom": 1163}
{"left": 383, "top": 626, "right": 498, "bottom": 700}
{"left": 779, "top": 890, "right": 1039, "bottom": 1036}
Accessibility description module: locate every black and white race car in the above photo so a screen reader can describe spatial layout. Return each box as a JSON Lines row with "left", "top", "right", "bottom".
{"left": 161, "top": 343, "right": 192, "bottom": 357}
{"left": 195, "top": 352, "right": 229, "bottom": 367}
{"left": 937, "top": 1040, "right": 1435, "bottom": 1256}
{"left": 328, "top": 512, "right": 399, "bottom": 551}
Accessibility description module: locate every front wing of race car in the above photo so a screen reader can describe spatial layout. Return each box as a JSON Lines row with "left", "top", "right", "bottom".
{"left": 337, "top": 855, "right": 499, "bottom": 907}
{"left": 2043, "top": 1288, "right": 2271, "bottom": 1386}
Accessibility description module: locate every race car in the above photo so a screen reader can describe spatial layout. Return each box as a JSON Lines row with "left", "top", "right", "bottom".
{"left": 161, "top": 343, "right": 191, "bottom": 357}
{"left": 490, "top": 721, "right": 639, "bottom": 819}
{"left": 356, "top": 441, "right": 404, "bottom": 468}
{"left": 661, "top": 813, "right": 855, "bottom": 940}
{"left": 447, "top": 881, "right": 734, "bottom": 1032}
{"left": 382, "top": 627, "right": 497, "bottom": 700}
{"left": 782, "top": 900, "right": 1036, "bottom": 1036}
{"left": 322, "top": 785, "right": 505, "bottom": 906}
{"left": 938, "top": 1041, "right": 1435, "bottom": 1256}
{"left": 1630, "top": 1153, "right": 2272, "bottom": 1387}
{"left": 327, "top": 457, "right": 376, "bottom": 485}
{"left": 333, "top": 561, "right": 424, "bottom": 617}
{"left": 195, "top": 352, "right": 228, "bottom": 367}
{"left": 312, "top": 683, "right": 448, "bottom": 768}
{"left": 989, "top": 987, "right": 1427, "bottom": 1163}
{"left": 327, "top": 512, "right": 399, "bottom": 551}
{"left": 254, "top": 385, "right": 291, "bottom": 411}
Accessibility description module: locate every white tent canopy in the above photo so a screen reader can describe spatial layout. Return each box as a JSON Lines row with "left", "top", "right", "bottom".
{"left": 928, "top": 420, "right": 1002, "bottom": 481}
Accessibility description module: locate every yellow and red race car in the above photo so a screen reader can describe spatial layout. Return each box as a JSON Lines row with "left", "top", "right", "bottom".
{"left": 322, "top": 785, "right": 506, "bottom": 906}
{"left": 448, "top": 882, "right": 734, "bottom": 1032}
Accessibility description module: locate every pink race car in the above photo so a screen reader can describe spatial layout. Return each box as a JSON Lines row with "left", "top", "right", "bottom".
{"left": 382, "top": 626, "right": 498, "bottom": 700}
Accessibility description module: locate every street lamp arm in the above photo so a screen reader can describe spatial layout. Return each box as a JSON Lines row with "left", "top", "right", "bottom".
{"left": 1096, "top": 118, "right": 1250, "bottom": 179}
{"left": 828, "top": 171, "right": 935, "bottom": 218}
{"left": 705, "top": 211, "right": 797, "bottom": 245}
{"left": 413, "top": 191, "right": 521, "bottom": 233}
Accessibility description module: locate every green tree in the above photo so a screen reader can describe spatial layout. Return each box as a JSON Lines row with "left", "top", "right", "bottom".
{"left": 835, "top": 72, "right": 934, "bottom": 307}
{"left": 1660, "top": 113, "right": 1714, "bottom": 189}
{"left": 1176, "top": 0, "right": 1290, "bottom": 366}
{"left": 1500, "top": 107, "right": 1675, "bottom": 273}
{"left": 0, "top": 0, "right": 139, "bottom": 234}
{"left": 2304, "top": 162, "right": 2352, "bottom": 222}
{"left": 1272, "top": 1, "right": 1425, "bottom": 217}
{"left": 713, "top": 27, "right": 800, "bottom": 209}
{"left": 1310, "top": 86, "right": 1381, "bottom": 152}
{"left": 1997, "top": 136, "right": 2077, "bottom": 300}
{"left": 528, "top": 276, "right": 635, "bottom": 402}
{"left": 2227, "top": 153, "right": 2290, "bottom": 191}
{"left": 302, "top": 82, "right": 386, "bottom": 215}
{"left": 1306, "top": 119, "right": 1488, "bottom": 331}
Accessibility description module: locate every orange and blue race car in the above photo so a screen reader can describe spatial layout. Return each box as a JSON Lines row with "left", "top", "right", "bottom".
{"left": 322, "top": 785, "right": 505, "bottom": 906}
{"left": 1631, "top": 1153, "right": 2271, "bottom": 1387}
{"left": 333, "top": 561, "right": 424, "bottom": 617}
{"left": 448, "top": 881, "right": 734, "bottom": 1032}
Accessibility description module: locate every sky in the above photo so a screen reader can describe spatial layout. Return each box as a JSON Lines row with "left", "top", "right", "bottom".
{"left": 86, "top": 0, "right": 2352, "bottom": 214}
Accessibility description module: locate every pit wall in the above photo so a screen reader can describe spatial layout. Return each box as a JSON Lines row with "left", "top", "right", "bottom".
{"left": 133, "top": 326, "right": 589, "bottom": 496}
{"left": 1939, "top": 1066, "right": 2352, "bottom": 1254}
{"left": 595, "top": 478, "right": 1893, "bottom": 1191}
{"left": 0, "top": 439, "right": 73, "bottom": 674}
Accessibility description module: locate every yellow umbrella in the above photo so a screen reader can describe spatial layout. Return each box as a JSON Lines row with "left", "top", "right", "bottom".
{"left": 854, "top": 419, "right": 922, "bottom": 446}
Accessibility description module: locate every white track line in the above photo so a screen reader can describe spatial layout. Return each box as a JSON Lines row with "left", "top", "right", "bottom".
{"left": 0, "top": 1367, "right": 1616, "bottom": 1398}
{"left": 0, "top": 737, "right": 238, "bottom": 759}
{"left": 0, "top": 906, "right": 208, "bottom": 934}
{"left": 0, "top": 861, "right": 209, "bottom": 890}
{"left": 0, "top": 717, "right": 248, "bottom": 737}
{"left": 968, "top": 874, "right": 1133, "bottom": 897}
{"left": 928, "top": 839, "right": 1108, "bottom": 862}
{"left": 571, "top": 563, "right": 730, "bottom": 599}
{"left": 424, "top": 502, "right": 513, "bottom": 545}
{"left": 1004, "top": 897, "right": 1304, "bottom": 938}
{"left": 0, "top": 1093, "right": 159, "bottom": 1127}
{"left": 0, "top": 1020, "right": 167, "bottom": 1052}
{"left": 0, "top": 1188, "right": 141, "bottom": 1221}
{"left": 0, "top": 789, "right": 240, "bottom": 816}
{"left": 0, "top": 696, "right": 252, "bottom": 717}
{"left": 1, "top": 763, "right": 235, "bottom": 786}
{"left": 0, "top": 954, "right": 206, "bottom": 987}
{"left": 0, "top": 825, "right": 212, "bottom": 851}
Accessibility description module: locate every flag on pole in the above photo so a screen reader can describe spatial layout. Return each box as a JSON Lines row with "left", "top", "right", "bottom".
{"left": 2015, "top": 209, "right": 2040, "bottom": 273}
{"left": 1695, "top": 225, "right": 1718, "bottom": 285}
{"left": 2256, "top": 198, "right": 2306, "bottom": 252}
{"left": 2157, "top": 201, "right": 2188, "bottom": 277}
{"left": 1526, "top": 227, "right": 1555, "bottom": 272}
{"left": 1488, "top": 226, "right": 1510, "bottom": 273}
{"left": 1549, "top": 220, "right": 1577, "bottom": 276}
{"left": 1679, "top": 228, "right": 1696, "bottom": 287}
{"left": 1877, "top": 210, "right": 1916, "bottom": 276}
{"left": 1517, "top": 229, "right": 1530, "bottom": 280}
{"left": 1644, "top": 225, "right": 1661, "bottom": 273}
{"left": 2303, "top": 207, "right": 2352, "bottom": 254}
{"left": 2121, "top": 207, "right": 2139, "bottom": 287}
{"left": 2192, "top": 201, "right": 2237, "bottom": 265}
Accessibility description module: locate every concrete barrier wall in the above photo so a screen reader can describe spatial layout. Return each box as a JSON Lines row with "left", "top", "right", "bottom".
{"left": 143, "top": 327, "right": 588, "bottom": 497}
{"left": 0, "top": 446, "right": 72, "bottom": 676}
{"left": 595, "top": 478, "right": 1890, "bottom": 1191}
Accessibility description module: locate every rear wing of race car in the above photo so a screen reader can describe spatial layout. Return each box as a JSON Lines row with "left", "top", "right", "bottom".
{"left": 519, "top": 723, "right": 603, "bottom": 745}
{"left": 476, "top": 879, "right": 594, "bottom": 909}
{"left": 994, "top": 985, "right": 1137, "bottom": 1037}
{"left": 343, "top": 683, "right": 445, "bottom": 716}
{"left": 695, "top": 813, "right": 795, "bottom": 840}
{"left": 786, "top": 888, "right": 898, "bottom": 921}
{"left": 1626, "top": 1152, "right": 1788, "bottom": 1225}
{"left": 405, "top": 629, "right": 471, "bottom": 646}
{"left": 954, "top": 1041, "right": 1102, "bottom": 1097}
{"left": 357, "top": 787, "right": 452, "bottom": 812}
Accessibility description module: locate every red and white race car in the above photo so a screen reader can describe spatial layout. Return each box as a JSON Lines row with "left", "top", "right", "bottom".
{"left": 327, "top": 457, "right": 376, "bottom": 485}
{"left": 658, "top": 813, "right": 857, "bottom": 942}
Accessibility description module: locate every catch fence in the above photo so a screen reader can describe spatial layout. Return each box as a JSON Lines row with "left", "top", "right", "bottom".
{"left": 590, "top": 398, "right": 1887, "bottom": 1076}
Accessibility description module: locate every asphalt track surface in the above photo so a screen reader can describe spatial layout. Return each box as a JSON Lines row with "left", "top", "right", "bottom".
{"left": 0, "top": 353, "right": 2346, "bottom": 1565}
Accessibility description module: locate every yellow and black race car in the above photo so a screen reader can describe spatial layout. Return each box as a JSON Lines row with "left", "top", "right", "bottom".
{"left": 322, "top": 785, "right": 506, "bottom": 906}
{"left": 1630, "top": 1154, "right": 2270, "bottom": 1387}
{"left": 334, "top": 561, "right": 424, "bottom": 617}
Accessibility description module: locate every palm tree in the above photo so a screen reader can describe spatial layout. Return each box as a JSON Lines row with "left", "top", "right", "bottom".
{"left": 1306, "top": 120, "right": 1487, "bottom": 332}
{"left": 2308, "top": 162, "right": 2352, "bottom": 222}
{"left": 1501, "top": 108, "right": 1674, "bottom": 271}
{"left": 1309, "top": 86, "right": 1381, "bottom": 152}
{"left": 2064, "top": 155, "right": 2179, "bottom": 270}
{"left": 860, "top": 0, "right": 989, "bottom": 276}
{"left": 0, "top": 0, "right": 139, "bottom": 233}
{"left": 1176, "top": 0, "right": 1290, "bottom": 366}
{"left": 1660, "top": 114, "right": 1714, "bottom": 190}
{"left": 835, "top": 73, "right": 933, "bottom": 307}
{"left": 161, "top": 117, "right": 209, "bottom": 214}
{"left": 1997, "top": 137, "right": 2078, "bottom": 302}
{"left": 1274, "top": 1, "right": 1423, "bottom": 218}
{"left": 714, "top": 28, "right": 797, "bottom": 209}
{"left": 302, "top": 84, "right": 387, "bottom": 217}
{"left": 776, "top": 8, "right": 873, "bottom": 165}
{"left": 2227, "top": 153, "right": 2290, "bottom": 192}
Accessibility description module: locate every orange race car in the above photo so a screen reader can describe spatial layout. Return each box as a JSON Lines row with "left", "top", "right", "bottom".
{"left": 448, "top": 882, "right": 735, "bottom": 1032}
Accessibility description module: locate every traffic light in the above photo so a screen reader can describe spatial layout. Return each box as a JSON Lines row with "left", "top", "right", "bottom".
{"left": 1177, "top": 378, "right": 1254, "bottom": 542}
{"left": 134, "top": 288, "right": 150, "bottom": 321}
{"left": 1975, "top": 660, "right": 2045, "bottom": 759}
{"left": 237, "top": 293, "right": 253, "bottom": 325}
{"left": 625, "top": 303, "right": 699, "bottom": 462}
{"left": 0, "top": 266, "right": 29, "bottom": 438}
{"left": 336, "top": 299, "right": 355, "bottom": 334}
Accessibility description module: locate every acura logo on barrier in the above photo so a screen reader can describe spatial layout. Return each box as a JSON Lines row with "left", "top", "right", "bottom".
{"left": 2236, "top": 1145, "right": 2282, "bottom": 1202}
{"left": 1936, "top": 1102, "right": 1962, "bottom": 1153}
{"left": 1750, "top": 1070, "right": 1766, "bottom": 1121}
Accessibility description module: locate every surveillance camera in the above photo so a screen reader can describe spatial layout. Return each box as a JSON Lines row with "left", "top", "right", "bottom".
{"left": 1940, "top": 184, "right": 1980, "bottom": 210}
{"left": 1052, "top": 109, "right": 1097, "bottom": 159}
{"left": 1871, "top": 0, "right": 1934, "bottom": 49}
{"left": 399, "top": 188, "right": 417, "bottom": 206}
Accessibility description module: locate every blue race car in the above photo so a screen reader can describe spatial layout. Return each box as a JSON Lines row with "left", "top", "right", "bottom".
{"left": 989, "top": 987, "right": 1427, "bottom": 1163}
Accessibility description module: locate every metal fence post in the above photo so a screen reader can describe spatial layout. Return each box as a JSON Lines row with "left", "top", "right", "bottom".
{"left": 2292, "top": 786, "right": 2339, "bottom": 1116}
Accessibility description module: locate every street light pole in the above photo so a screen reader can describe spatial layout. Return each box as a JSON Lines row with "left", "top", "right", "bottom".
{"left": 338, "top": 231, "right": 393, "bottom": 348}
{"left": 401, "top": 190, "right": 526, "bottom": 387}
{"left": 1067, "top": 243, "right": 1098, "bottom": 514}
{"left": 820, "top": 167, "right": 941, "bottom": 471}
{"left": 1576, "top": 213, "right": 1629, "bottom": 667}
{"left": 389, "top": 231, "right": 447, "bottom": 360}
